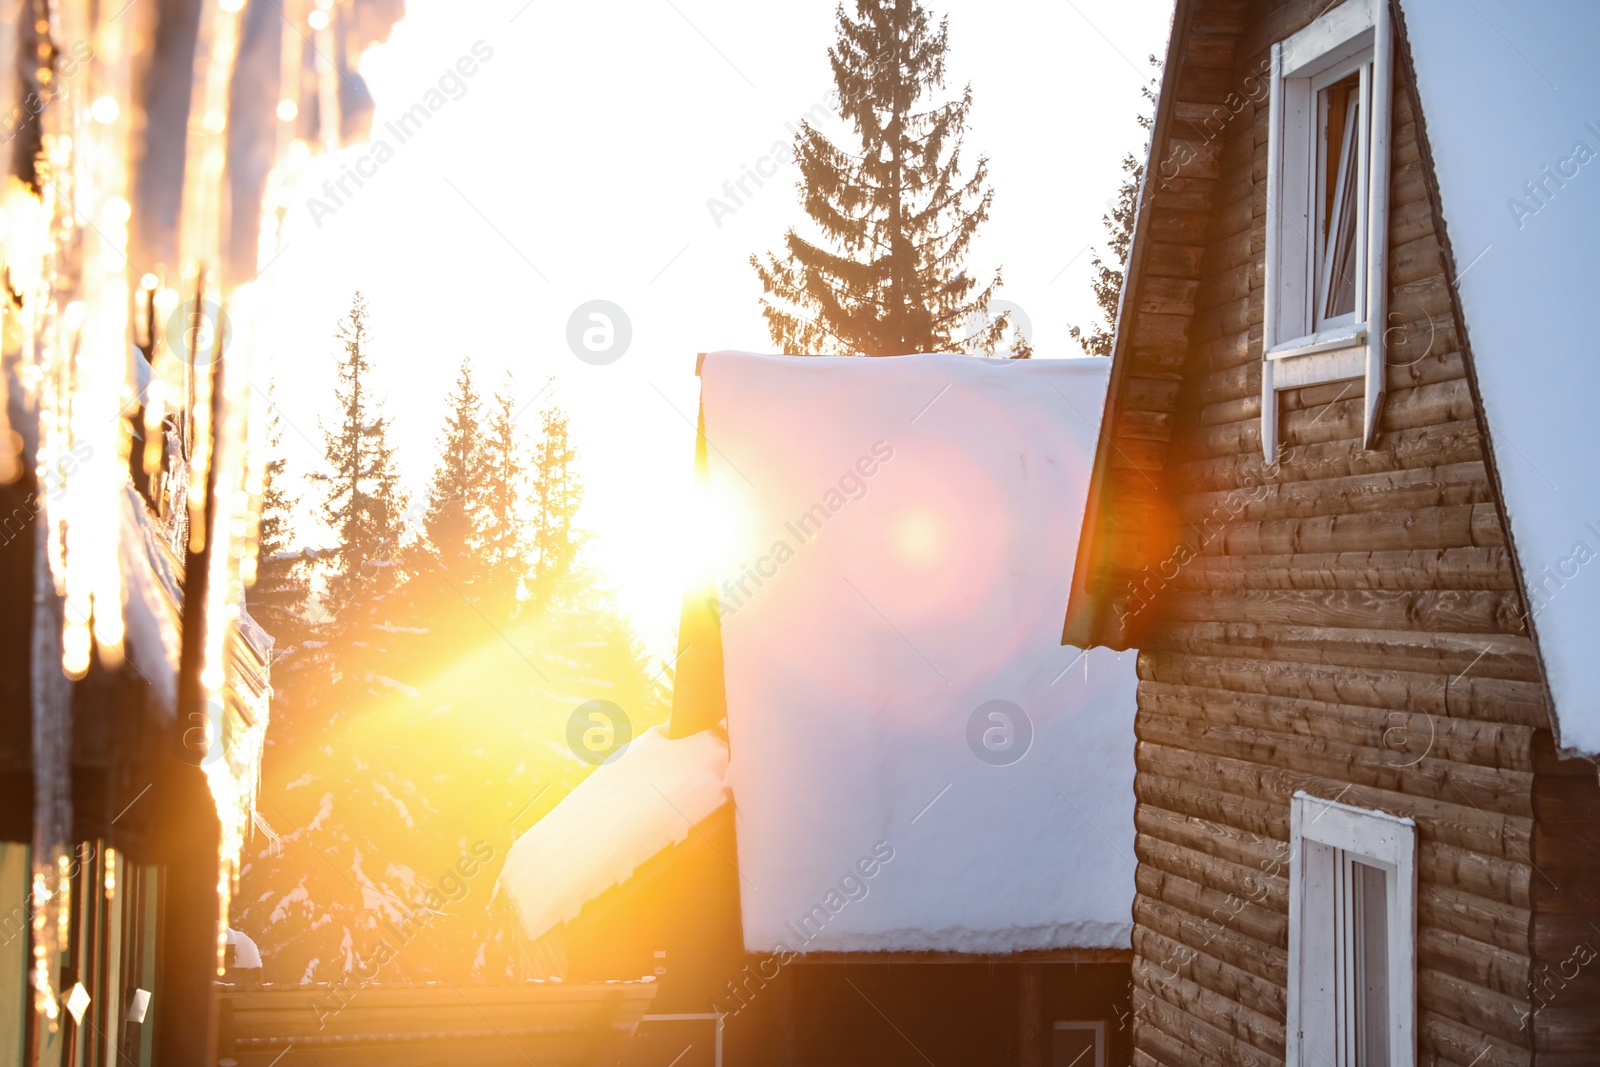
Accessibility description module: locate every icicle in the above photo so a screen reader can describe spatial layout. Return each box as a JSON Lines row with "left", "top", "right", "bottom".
{"left": 30, "top": 518, "right": 71, "bottom": 1030}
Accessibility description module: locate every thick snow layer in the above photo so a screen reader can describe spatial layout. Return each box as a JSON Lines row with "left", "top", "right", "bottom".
{"left": 698, "top": 352, "right": 1137, "bottom": 954}
{"left": 1400, "top": 1, "right": 1600, "bottom": 755}
{"left": 226, "top": 927, "right": 263, "bottom": 969}
{"left": 496, "top": 726, "right": 730, "bottom": 942}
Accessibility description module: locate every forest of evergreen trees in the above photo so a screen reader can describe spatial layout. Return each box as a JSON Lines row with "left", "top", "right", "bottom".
{"left": 235, "top": 292, "right": 668, "bottom": 985}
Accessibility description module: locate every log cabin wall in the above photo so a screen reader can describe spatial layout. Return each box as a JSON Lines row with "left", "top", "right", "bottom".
{"left": 1100, "top": 1, "right": 1600, "bottom": 1065}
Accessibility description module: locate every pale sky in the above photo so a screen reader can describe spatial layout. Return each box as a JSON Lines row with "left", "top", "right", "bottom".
{"left": 253, "top": 0, "right": 1176, "bottom": 662}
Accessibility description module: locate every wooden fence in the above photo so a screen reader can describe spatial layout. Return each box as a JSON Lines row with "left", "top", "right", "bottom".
{"left": 217, "top": 981, "right": 658, "bottom": 1066}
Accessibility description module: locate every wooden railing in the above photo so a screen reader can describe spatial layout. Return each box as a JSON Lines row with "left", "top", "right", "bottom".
{"left": 217, "top": 981, "right": 658, "bottom": 1066}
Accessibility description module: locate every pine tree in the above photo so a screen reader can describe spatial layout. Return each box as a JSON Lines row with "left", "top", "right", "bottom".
{"left": 529, "top": 403, "right": 581, "bottom": 601}
{"left": 417, "top": 361, "right": 487, "bottom": 586}
{"left": 249, "top": 400, "right": 312, "bottom": 651}
{"left": 752, "top": 0, "right": 1005, "bottom": 356}
{"left": 478, "top": 373, "right": 534, "bottom": 616}
{"left": 247, "top": 398, "right": 325, "bottom": 753}
{"left": 1073, "top": 59, "right": 1159, "bottom": 357}
{"left": 316, "top": 292, "right": 409, "bottom": 619}
{"left": 310, "top": 291, "right": 418, "bottom": 717}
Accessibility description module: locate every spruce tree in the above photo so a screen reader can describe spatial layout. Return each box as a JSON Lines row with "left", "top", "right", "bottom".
{"left": 478, "top": 374, "right": 533, "bottom": 617}
{"left": 752, "top": 0, "right": 1004, "bottom": 356}
{"left": 417, "top": 361, "right": 487, "bottom": 586}
{"left": 311, "top": 292, "right": 414, "bottom": 707}
{"left": 316, "top": 292, "right": 409, "bottom": 616}
{"left": 529, "top": 403, "right": 581, "bottom": 602}
{"left": 249, "top": 400, "right": 312, "bottom": 652}
{"left": 247, "top": 398, "right": 325, "bottom": 756}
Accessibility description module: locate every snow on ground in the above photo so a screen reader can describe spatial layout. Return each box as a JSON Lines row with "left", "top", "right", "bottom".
{"left": 1400, "top": 0, "right": 1600, "bottom": 755}
{"left": 699, "top": 352, "right": 1138, "bottom": 954}
{"left": 496, "top": 726, "right": 730, "bottom": 943}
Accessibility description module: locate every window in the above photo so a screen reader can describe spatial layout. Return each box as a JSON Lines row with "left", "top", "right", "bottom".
{"left": 1287, "top": 792, "right": 1416, "bottom": 1067}
{"left": 1052, "top": 1020, "right": 1105, "bottom": 1067}
{"left": 1261, "top": 0, "right": 1394, "bottom": 463}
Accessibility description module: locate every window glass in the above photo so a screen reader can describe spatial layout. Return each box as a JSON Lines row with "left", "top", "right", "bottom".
{"left": 1318, "top": 74, "right": 1363, "bottom": 324}
{"left": 1352, "top": 860, "right": 1389, "bottom": 1067}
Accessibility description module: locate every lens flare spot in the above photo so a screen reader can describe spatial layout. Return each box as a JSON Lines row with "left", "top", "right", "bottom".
{"left": 893, "top": 510, "right": 943, "bottom": 568}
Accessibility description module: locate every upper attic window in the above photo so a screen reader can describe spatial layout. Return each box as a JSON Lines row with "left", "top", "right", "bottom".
{"left": 1261, "top": 0, "right": 1393, "bottom": 463}
{"left": 1318, "top": 71, "right": 1363, "bottom": 326}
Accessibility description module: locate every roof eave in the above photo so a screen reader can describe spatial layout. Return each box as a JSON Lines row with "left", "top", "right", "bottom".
{"left": 1062, "top": 0, "right": 1195, "bottom": 651}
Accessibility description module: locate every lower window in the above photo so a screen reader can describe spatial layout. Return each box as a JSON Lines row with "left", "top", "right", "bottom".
{"left": 1051, "top": 1020, "right": 1105, "bottom": 1067}
{"left": 1287, "top": 792, "right": 1416, "bottom": 1067}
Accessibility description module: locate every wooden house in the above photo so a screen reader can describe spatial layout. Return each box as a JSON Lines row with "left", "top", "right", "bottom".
{"left": 1062, "top": 1, "right": 1600, "bottom": 1064}
{"left": 0, "top": 2, "right": 403, "bottom": 1063}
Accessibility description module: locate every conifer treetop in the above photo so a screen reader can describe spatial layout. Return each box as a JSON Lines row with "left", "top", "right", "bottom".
{"left": 753, "top": 0, "right": 1006, "bottom": 356}
{"left": 316, "top": 291, "right": 409, "bottom": 615}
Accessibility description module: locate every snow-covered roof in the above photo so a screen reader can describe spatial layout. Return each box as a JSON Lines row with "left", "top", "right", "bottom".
{"left": 496, "top": 726, "right": 731, "bottom": 944}
{"left": 120, "top": 485, "right": 183, "bottom": 715}
{"left": 698, "top": 352, "right": 1138, "bottom": 954}
{"left": 1399, "top": 0, "right": 1600, "bottom": 755}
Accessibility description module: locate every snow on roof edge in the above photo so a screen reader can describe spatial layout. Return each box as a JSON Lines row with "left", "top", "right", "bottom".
{"left": 1398, "top": 0, "right": 1600, "bottom": 757}
{"left": 495, "top": 726, "right": 731, "bottom": 944}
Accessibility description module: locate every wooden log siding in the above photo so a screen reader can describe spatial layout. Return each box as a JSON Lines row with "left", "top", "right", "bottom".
{"left": 1096, "top": 1, "right": 1600, "bottom": 1064}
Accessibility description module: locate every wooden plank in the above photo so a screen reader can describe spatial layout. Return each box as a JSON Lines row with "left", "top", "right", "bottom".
{"left": 1422, "top": 839, "right": 1535, "bottom": 910}
{"left": 1192, "top": 349, "right": 1468, "bottom": 422}
{"left": 1135, "top": 742, "right": 1535, "bottom": 860}
{"left": 1142, "top": 240, "right": 1208, "bottom": 277}
{"left": 1137, "top": 680, "right": 1538, "bottom": 772}
{"left": 1137, "top": 710, "right": 1536, "bottom": 818}
{"left": 1125, "top": 375, "right": 1185, "bottom": 411}
{"left": 1187, "top": 290, "right": 1259, "bottom": 348}
{"left": 1132, "top": 980, "right": 1280, "bottom": 1067}
{"left": 1187, "top": 503, "right": 1506, "bottom": 556}
{"left": 1147, "top": 206, "right": 1214, "bottom": 246}
{"left": 1136, "top": 803, "right": 1286, "bottom": 876}
{"left": 1131, "top": 956, "right": 1285, "bottom": 1058}
{"left": 1132, "top": 311, "right": 1193, "bottom": 348}
{"left": 1136, "top": 865, "right": 1286, "bottom": 950}
{"left": 1131, "top": 924, "right": 1285, "bottom": 1021}
{"left": 1419, "top": 1010, "right": 1532, "bottom": 1067}
{"left": 1149, "top": 620, "right": 1539, "bottom": 681}
{"left": 1135, "top": 771, "right": 1288, "bottom": 844}
{"left": 1132, "top": 1013, "right": 1222, "bottom": 1067}
{"left": 1136, "top": 651, "right": 1547, "bottom": 726}
{"left": 1135, "top": 832, "right": 1289, "bottom": 915}
{"left": 1419, "top": 925, "right": 1531, "bottom": 999}
{"left": 1167, "top": 547, "right": 1517, "bottom": 594}
{"left": 1135, "top": 275, "right": 1202, "bottom": 316}
{"left": 1420, "top": 966, "right": 1533, "bottom": 1048}
{"left": 1158, "top": 588, "right": 1527, "bottom": 636}
{"left": 1421, "top": 883, "right": 1533, "bottom": 956}
{"left": 1167, "top": 419, "right": 1485, "bottom": 492}
{"left": 1185, "top": 377, "right": 1478, "bottom": 458}
{"left": 1133, "top": 892, "right": 1287, "bottom": 988}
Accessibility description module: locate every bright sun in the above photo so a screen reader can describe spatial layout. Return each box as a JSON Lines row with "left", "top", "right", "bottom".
{"left": 672, "top": 479, "right": 750, "bottom": 589}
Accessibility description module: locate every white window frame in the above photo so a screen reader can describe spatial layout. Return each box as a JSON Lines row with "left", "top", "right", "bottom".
{"left": 1261, "top": 0, "right": 1393, "bottom": 463}
{"left": 1287, "top": 792, "right": 1417, "bottom": 1067}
